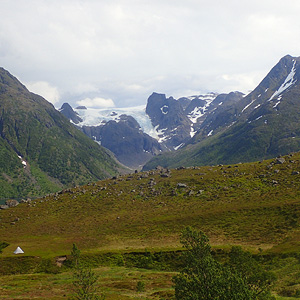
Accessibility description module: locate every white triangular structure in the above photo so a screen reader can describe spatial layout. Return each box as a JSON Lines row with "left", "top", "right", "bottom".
{"left": 13, "top": 246, "right": 24, "bottom": 254}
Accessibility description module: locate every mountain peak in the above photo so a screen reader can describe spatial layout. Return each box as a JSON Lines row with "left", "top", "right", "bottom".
{"left": 280, "top": 54, "right": 300, "bottom": 62}
{"left": 59, "top": 102, "right": 83, "bottom": 124}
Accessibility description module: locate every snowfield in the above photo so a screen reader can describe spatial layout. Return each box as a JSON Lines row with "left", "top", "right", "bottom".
{"left": 74, "top": 105, "right": 161, "bottom": 140}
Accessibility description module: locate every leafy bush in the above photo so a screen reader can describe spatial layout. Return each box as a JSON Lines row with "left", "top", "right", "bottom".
{"left": 136, "top": 281, "right": 145, "bottom": 292}
{"left": 173, "top": 227, "right": 276, "bottom": 300}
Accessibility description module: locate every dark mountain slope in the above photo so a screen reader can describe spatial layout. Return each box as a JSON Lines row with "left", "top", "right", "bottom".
{"left": 146, "top": 92, "right": 192, "bottom": 149}
{"left": 0, "top": 67, "right": 121, "bottom": 200}
{"left": 81, "top": 115, "right": 163, "bottom": 169}
{"left": 60, "top": 104, "right": 164, "bottom": 169}
{"left": 59, "top": 102, "right": 82, "bottom": 124}
{"left": 143, "top": 55, "right": 300, "bottom": 170}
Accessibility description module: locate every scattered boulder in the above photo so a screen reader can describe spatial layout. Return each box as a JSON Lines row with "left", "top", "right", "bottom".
{"left": 177, "top": 166, "right": 186, "bottom": 170}
{"left": 160, "top": 173, "right": 170, "bottom": 178}
{"left": 5, "top": 199, "right": 19, "bottom": 208}
{"left": 177, "top": 183, "right": 187, "bottom": 188}
{"left": 275, "top": 157, "right": 285, "bottom": 164}
{"left": 56, "top": 256, "right": 67, "bottom": 267}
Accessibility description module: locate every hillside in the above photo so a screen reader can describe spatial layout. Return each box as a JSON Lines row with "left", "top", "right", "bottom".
{"left": 0, "top": 67, "right": 122, "bottom": 200}
{"left": 1, "top": 152, "right": 300, "bottom": 257}
{"left": 143, "top": 55, "right": 300, "bottom": 170}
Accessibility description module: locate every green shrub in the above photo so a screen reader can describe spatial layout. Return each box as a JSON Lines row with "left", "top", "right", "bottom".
{"left": 136, "top": 280, "right": 145, "bottom": 292}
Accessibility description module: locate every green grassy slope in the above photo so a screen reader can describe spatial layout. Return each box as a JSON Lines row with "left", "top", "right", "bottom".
{"left": 0, "top": 67, "right": 122, "bottom": 200}
{"left": 1, "top": 152, "right": 300, "bottom": 257}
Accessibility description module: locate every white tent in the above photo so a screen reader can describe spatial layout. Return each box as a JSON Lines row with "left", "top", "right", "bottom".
{"left": 13, "top": 246, "right": 24, "bottom": 254}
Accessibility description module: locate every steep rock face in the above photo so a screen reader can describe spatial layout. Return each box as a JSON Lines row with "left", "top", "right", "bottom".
{"left": 178, "top": 97, "right": 192, "bottom": 110}
{"left": 145, "top": 92, "right": 244, "bottom": 149}
{"left": 0, "top": 67, "right": 121, "bottom": 200}
{"left": 146, "top": 93, "right": 190, "bottom": 129}
{"left": 59, "top": 103, "right": 82, "bottom": 124}
{"left": 80, "top": 115, "right": 163, "bottom": 169}
{"left": 143, "top": 55, "right": 300, "bottom": 170}
{"left": 189, "top": 91, "right": 244, "bottom": 143}
{"left": 145, "top": 92, "right": 193, "bottom": 149}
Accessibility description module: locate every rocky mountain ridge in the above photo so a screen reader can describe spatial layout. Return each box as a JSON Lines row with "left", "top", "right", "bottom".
{"left": 144, "top": 54, "right": 300, "bottom": 170}
{"left": 60, "top": 91, "right": 244, "bottom": 168}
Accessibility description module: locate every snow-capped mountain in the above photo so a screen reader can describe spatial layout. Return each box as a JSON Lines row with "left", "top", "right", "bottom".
{"left": 144, "top": 54, "right": 300, "bottom": 170}
{"left": 60, "top": 104, "right": 164, "bottom": 169}
{"left": 60, "top": 91, "right": 244, "bottom": 168}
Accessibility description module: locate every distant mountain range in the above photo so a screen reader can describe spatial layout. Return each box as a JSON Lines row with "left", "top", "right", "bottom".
{"left": 1, "top": 54, "right": 299, "bottom": 201}
{"left": 144, "top": 54, "right": 300, "bottom": 169}
{"left": 0, "top": 68, "right": 122, "bottom": 200}
{"left": 60, "top": 91, "right": 244, "bottom": 168}
{"left": 60, "top": 54, "right": 300, "bottom": 171}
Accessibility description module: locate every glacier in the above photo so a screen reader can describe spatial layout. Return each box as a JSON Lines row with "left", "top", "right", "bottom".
{"left": 74, "top": 105, "right": 161, "bottom": 140}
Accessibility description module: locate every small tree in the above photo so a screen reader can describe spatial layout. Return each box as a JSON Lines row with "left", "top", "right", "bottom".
{"left": 69, "top": 243, "right": 105, "bottom": 300}
{"left": 71, "top": 243, "right": 81, "bottom": 267}
{"left": 228, "top": 246, "right": 276, "bottom": 299}
{"left": 173, "top": 227, "right": 256, "bottom": 300}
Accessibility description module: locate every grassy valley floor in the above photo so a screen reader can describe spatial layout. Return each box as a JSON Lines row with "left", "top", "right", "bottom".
{"left": 1, "top": 153, "right": 300, "bottom": 298}
{"left": 1, "top": 259, "right": 300, "bottom": 299}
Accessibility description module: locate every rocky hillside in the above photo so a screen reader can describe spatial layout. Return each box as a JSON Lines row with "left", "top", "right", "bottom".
{"left": 144, "top": 55, "right": 300, "bottom": 170}
{"left": 0, "top": 67, "right": 122, "bottom": 200}
{"left": 1, "top": 151, "right": 300, "bottom": 256}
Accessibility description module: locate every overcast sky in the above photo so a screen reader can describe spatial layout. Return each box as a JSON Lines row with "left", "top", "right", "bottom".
{"left": 1, "top": 0, "right": 300, "bottom": 108}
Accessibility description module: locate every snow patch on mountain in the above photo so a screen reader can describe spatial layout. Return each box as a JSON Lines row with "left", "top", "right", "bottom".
{"left": 154, "top": 126, "right": 169, "bottom": 143}
{"left": 188, "top": 107, "right": 204, "bottom": 123}
{"left": 242, "top": 99, "right": 256, "bottom": 113}
{"left": 187, "top": 93, "right": 217, "bottom": 123}
{"left": 160, "top": 105, "right": 168, "bottom": 115}
{"left": 269, "top": 60, "right": 297, "bottom": 101}
{"left": 254, "top": 104, "right": 261, "bottom": 109}
{"left": 17, "top": 155, "right": 27, "bottom": 168}
{"left": 174, "top": 143, "right": 185, "bottom": 150}
{"left": 190, "top": 126, "right": 196, "bottom": 138}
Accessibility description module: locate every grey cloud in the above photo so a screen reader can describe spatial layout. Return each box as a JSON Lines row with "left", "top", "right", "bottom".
{"left": 1, "top": 0, "right": 300, "bottom": 107}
